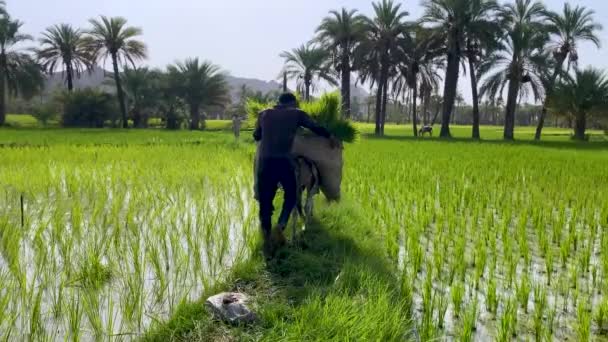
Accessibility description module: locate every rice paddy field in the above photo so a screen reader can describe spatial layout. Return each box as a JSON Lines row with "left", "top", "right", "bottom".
{"left": 1, "top": 118, "right": 608, "bottom": 341}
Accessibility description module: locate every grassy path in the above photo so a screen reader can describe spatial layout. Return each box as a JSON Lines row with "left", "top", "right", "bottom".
{"left": 142, "top": 201, "right": 412, "bottom": 341}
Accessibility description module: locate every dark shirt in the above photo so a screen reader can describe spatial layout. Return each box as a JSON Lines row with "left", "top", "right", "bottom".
{"left": 253, "top": 105, "right": 331, "bottom": 158}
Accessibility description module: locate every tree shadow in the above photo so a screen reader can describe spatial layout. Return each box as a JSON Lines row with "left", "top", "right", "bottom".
{"left": 362, "top": 133, "right": 608, "bottom": 151}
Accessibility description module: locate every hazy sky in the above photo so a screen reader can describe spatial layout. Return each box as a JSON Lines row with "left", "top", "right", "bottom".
{"left": 9, "top": 0, "right": 608, "bottom": 103}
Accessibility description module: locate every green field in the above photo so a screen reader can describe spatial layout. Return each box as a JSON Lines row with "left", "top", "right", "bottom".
{"left": 1, "top": 123, "right": 608, "bottom": 340}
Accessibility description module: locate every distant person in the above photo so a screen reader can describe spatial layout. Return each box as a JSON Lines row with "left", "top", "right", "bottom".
{"left": 253, "top": 92, "right": 336, "bottom": 257}
{"left": 232, "top": 114, "right": 242, "bottom": 139}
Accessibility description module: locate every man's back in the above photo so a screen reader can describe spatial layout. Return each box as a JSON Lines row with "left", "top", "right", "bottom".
{"left": 254, "top": 106, "right": 330, "bottom": 159}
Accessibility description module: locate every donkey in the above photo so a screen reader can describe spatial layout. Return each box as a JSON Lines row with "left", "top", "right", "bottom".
{"left": 290, "top": 156, "right": 320, "bottom": 240}
{"left": 419, "top": 125, "right": 433, "bottom": 137}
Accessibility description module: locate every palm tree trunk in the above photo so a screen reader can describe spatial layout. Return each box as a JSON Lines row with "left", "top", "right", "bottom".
{"left": 421, "top": 88, "right": 430, "bottom": 125}
{"left": 504, "top": 77, "right": 520, "bottom": 140}
{"left": 341, "top": 56, "right": 351, "bottom": 118}
{"left": 305, "top": 77, "right": 311, "bottom": 102}
{"left": 65, "top": 61, "right": 74, "bottom": 92}
{"left": 535, "top": 54, "right": 566, "bottom": 140}
{"left": 0, "top": 82, "right": 4, "bottom": 126}
{"left": 375, "top": 84, "right": 383, "bottom": 136}
{"left": 0, "top": 53, "right": 6, "bottom": 126}
{"left": 283, "top": 72, "right": 288, "bottom": 92}
{"left": 574, "top": 112, "right": 586, "bottom": 140}
{"left": 190, "top": 103, "right": 200, "bottom": 130}
{"left": 440, "top": 47, "right": 460, "bottom": 138}
{"left": 412, "top": 81, "right": 418, "bottom": 137}
{"left": 381, "top": 79, "right": 388, "bottom": 135}
{"left": 469, "top": 58, "right": 481, "bottom": 139}
{"left": 112, "top": 55, "right": 128, "bottom": 129}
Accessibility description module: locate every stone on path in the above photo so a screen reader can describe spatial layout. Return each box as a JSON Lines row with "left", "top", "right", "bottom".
{"left": 205, "top": 292, "right": 256, "bottom": 325}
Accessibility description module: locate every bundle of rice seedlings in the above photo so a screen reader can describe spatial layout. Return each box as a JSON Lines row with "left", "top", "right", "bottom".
{"left": 246, "top": 92, "right": 357, "bottom": 142}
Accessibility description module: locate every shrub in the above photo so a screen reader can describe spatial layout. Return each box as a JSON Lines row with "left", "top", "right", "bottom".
{"left": 31, "top": 101, "right": 60, "bottom": 127}
{"left": 59, "top": 89, "right": 118, "bottom": 128}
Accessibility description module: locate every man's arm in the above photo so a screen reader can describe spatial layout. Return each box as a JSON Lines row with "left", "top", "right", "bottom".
{"left": 298, "top": 111, "right": 331, "bottom": 138}
{"left": 253, "top": 112, "right": 263, "bottom": 141}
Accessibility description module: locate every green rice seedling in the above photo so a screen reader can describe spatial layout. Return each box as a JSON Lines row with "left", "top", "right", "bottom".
{"left": 579, "top": 244, "right": 592, "bottom": 274}
{"left": 520, "top": 235, "right": 531, "bottom": 268}
{"left": 560, "top": 241, "right": 570, "bottom": 268}
{"left": 432, "top": 237, "right": 445, "bottom": 279}
{"left": 67, "top": 293, "right": 83, "bottom": 341}
{"left": 400, "top": 271, "right": 414, "bottom": 317}
{"left": 422, "top": 267, "right": 434, "bottom": 315}
{"left": 573, "top": 228, "right": 580, "bottom": 253}
{"left": 486, "top": 275, "right": 498, "bottom": 315}
{"left": 533, "top": 284, "right": 547, "bottom": 342}
{"left": 452, "top": 281, "right": 465, "bottom": 319}
{"left": 539, "top": 228, "right": 549, "bottom": 258}
{"left": 28, "top": 284, "right": 44, "bottom": 340}
{"left": 506, "top": 255, "right": 517, "bottom": 288}
{"left": 594, "top": 298, "right": 608, "bottom": 333}
{"left": 436, "top": 290, "right": 448, "bottom": 329}
{"left": 419, "top": 305, "right": 436, "bottom": 341}
{"left": 577, "top": 300, "right": 591, "bottom": 341}
{"left": 106, "top": 289, "right": 115, "bottom": 337}
{"left": 410, "top": 240, "right": 423, "bottom": 275}
{"left": 473, "top": 241, "right": 486, "bottom": 290}
{"left": 546, "top": 305, "right": 557, "bottom": 340}
{"left": 516, "top": 272, "right": 531, "bottom": 313}
{"left": 545, "top": 247, "right": 554, "bottom": 285}
{"left": 51, "top": 282, "right": 64, "bottom": 319}
{"left": 498, "top": 298, "right": 517, "bottom": 342}
{"left": 83, "top": 290, "right": 103, "bottom": 338}
{"left": 460, "top": 298, "right": 478, "bottom": 342}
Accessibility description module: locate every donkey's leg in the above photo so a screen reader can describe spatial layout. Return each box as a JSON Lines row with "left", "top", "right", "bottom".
{"left": 292, "top": 209, "right": 298, "bottom": 241}
{"left": 304, "top": 191, "right": 314, "bottom": 222}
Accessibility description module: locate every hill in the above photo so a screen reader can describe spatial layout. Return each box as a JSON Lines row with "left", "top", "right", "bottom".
{"left": 42, "top": 67, "right": 284, "bottom": 103}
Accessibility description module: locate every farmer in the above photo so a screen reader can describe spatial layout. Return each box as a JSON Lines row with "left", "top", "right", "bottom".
{"left": 232, "top": 114, "right": 242, "bottom": 139}
{"left": 253, "top": 92, "right": 336, "bottom": 257}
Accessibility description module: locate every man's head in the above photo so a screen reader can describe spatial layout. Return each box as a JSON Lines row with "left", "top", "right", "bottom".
{"left": 277, "top": 93, "right": 298, "bottom": 108}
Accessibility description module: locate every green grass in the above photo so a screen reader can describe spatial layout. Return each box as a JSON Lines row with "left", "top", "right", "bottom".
{"left": 1, "top": 124, "right": 607, "bottom": 340}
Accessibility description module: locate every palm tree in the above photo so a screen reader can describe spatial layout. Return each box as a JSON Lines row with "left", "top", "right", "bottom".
{"left": 121, "top": 67, "right": 161, "bottom": 128}
{"left": 534, "top": 4, "right": 602, "bottom": 140}
{"left": 167, "top": 58, "right": 228, "bottom": 130}
{"left": 394, "top": 28, "right": 443, "bottom": 136}
{"left": 158, "top": 70, "right": 185, "bottom": 130}
{"left": 421, "top": 0, "right": 466, "bottom": 138}
{"left": 86, "top": 16, "right": 147, "bottom": 128}
{"left": 316, "top": 8, "right": 366, "bottom": 118}
{"left": 480, "top": 0, "right": 547, "bottom": 140}
{"left": 280, "top": 42, "right": 337, "bottom": 102}
{"left": 359, "top": 0, "right": 409, "bottom": 136}
{"left": 421, "top": 0, "right": 500, "bottom": 138}
{"left": 462, "top": 0, "right": 501, "bottom": 139}
{"left": 0, "top": 17, "right": 44, "bottom": 125}
{"left": 549, "top": 68, "right": 608, "bottom": 140}
{"left": 37, "top": 24, "right": 92, "bottom": 91}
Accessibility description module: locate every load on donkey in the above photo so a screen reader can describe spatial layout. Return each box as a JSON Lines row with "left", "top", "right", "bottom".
{"left": 248, "top": 93, "right": 356, "bottom": 258}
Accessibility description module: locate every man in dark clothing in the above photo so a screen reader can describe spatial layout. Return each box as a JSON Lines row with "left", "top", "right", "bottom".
{"left": 253, "top": 93, "right": 333, "bottom": 256}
